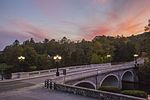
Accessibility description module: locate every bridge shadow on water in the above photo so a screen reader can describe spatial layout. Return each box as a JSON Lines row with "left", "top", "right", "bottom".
{"left": 75, "top": 82, "right": 95, "bottom": 89}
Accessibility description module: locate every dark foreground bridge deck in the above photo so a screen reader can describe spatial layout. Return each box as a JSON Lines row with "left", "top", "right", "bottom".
{"left": 0, "top": 84, "right": 96, "bottom": 100}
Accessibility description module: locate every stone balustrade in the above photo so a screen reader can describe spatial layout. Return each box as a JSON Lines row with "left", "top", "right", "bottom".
{"left": 11, "top": 63, "right": 111, "bottom": 79}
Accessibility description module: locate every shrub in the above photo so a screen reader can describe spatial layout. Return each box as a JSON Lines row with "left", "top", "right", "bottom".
{"left": 98, "top": 86, "right": 121, "bottom": 93}
{"left": 121, "top": 90, "right": 147, "bottom": 98}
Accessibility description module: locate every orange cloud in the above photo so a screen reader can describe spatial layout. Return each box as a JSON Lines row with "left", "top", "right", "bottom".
{"left": 82, "top": 0, "right": 150, "bottom": 40}
{"left": 82, "top": 24, "right": 111, "bottom": 40}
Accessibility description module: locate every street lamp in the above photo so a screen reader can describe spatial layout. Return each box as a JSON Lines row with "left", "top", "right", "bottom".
{"left": 18, "top": 56, "right": 25, "bottom": 72}
{"left": 134, "top": 54, "right": 138, "bottom": 58}
{"left": 134, "top": 54, "right": 138, "bottom": 67}
{"left": 0, "top": 63, "right": 5, "bottom": 80}
{"left": 53, "top": 55, "right": 62, "bottom": 76}
{"left": 95, "top": 69, "right": 98, "bottom": 89}
{"left": 18, "top": 56, "right": 25, "bottom": 61}
{"left": 107, "top": 54, "right": 111, "bottom": 64}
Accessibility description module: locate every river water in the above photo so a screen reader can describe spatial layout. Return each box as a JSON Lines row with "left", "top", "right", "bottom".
{"left": 122, "top": 81, "right": 150, "bottom": 94}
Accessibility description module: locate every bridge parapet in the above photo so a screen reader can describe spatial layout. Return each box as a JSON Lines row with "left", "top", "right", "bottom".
{"left": 11, "top": 58, "right": 145, "bottom": 79}
{"left": 44, "top": 63, "right": 137, "bottom": 85}
{"left": 11, "top": 63, "right": 111, "bottom": 79}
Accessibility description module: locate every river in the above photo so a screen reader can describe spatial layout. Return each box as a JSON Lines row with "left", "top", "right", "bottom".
{"left": 122, "top": 81, "right": 150, "bottom": 94}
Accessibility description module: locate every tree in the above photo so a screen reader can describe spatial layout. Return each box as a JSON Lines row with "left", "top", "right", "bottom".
{"left": 113, "top": 37, "right": 135, "bottom": 62}
{"left": 3, "top": 46, "right": 23, "bottom": 65}
{"left": 23, "top": 40, "right": 30, "bottom": 45}
{"left": 13, "top": 40, "right": 19, "bottom": 46}
{"left": 138, "top": 62, "right": 150, "bottom": 85}
{"left": 144, "top": 19, "right": 150, "bottom": 32}
{"left": 43, "top": 38, "right": 49, "bottom": 43}
{"left": 91, "top": 53, "right": 100, "bottom": 64}
{"left": 22, "top": 46, "right": 38, "bottom": 71}
{"left": 36, "top": 54, "right": 50, "bottom": 70}
{"left": 30, "top": 38, "right": 35, "bottom": 44}
{"left": 0, "top": 63, "right": 12, "bottom": 79}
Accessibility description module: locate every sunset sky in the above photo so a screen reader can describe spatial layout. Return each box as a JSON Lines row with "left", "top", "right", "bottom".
{"left": 0, "top": 0, "right": 150, "bottom": 50}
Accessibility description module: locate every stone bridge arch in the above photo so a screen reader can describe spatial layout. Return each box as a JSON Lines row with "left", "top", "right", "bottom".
{"left": 121, "top": 70, "right": 135, "bottom": 89}
{"left": 121, "top": 70, "right": 134, "bottom": 82}
{"left": 100, "top": 74, "right": 119, "bottom": 88}
{"left": 74, "top": 81, "right": 96, "bottom": 89}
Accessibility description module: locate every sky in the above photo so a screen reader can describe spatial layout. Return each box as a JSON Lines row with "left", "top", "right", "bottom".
{"left": 0, "top": 0, "right": 150, "bottom": 50}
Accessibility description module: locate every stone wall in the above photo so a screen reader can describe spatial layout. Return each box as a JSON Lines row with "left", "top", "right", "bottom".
{"left": 45, "top": 80, "right": 146, "bottom": 100}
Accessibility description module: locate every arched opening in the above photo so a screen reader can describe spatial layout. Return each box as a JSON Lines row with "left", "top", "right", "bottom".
{"left": 122, "top": 71, "right": 135, "bottom": 90}
{"left": 74, "top": 81, "right": 96, "bottom": 89}
{"left": 100, "top": 74, "right": 119, "bottom": 88}
{"left": 122, "top": 71, "right": 134, "bottom": 82}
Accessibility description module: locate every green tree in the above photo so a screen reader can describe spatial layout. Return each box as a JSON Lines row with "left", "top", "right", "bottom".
{"left": 0, "top": 63, "right": 12, "bottom": 79}
{"left": 22, "top": 46, "right": 38, "bottom": 71}
{"left": 113, "top": 37, "right": 135, "bottom": 62}
{"left": 138, "top": 62, "right": 150, "bottom": 85}
{"left": 13, "top": 40, "right": 20, "bottom": 46}
{"left": 144, "top": 19, "right": 150, "bottom": 32}
{"left": 91, "top": 53, "right": 100, "bottom": 64}
{"left": 4, "top": 45, "right": 23, "bottom": 65}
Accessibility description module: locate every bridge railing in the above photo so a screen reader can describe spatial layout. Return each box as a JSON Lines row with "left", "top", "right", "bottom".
{"left": 11, "top": 63, "right": 111, "bottom": 79}
{"left": 11, "top": 57, "right": 145, "bottom": 79}
{"left": 44, "top": 64, "right": 135, "bottom": 84}
{"left": 44, "top": 79, "right": 147, "bottom": 100}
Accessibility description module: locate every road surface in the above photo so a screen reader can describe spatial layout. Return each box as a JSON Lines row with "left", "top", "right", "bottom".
{"left": 0, "top": 84, "right": 96, "bottom": 100}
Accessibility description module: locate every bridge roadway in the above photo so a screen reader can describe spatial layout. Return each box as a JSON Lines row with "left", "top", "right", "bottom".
{"left": 0, "top": 84, "right": 96, "bottom": 100}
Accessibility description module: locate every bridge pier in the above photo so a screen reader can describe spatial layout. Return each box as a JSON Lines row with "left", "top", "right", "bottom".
{"left": 119, "top": 79, "right": 122, "bottom": 89}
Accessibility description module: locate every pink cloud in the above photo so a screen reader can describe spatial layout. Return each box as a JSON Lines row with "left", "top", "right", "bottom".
{"left": 0, "top": 28, "right": 27, "bottom": 39}
{"left": 0, "top": 28, "right": 29, "bottom": 50}
{"left": 92, "top": 0, "right": 111, "bottom": 4}
{"left": 32, "top": 0, "right": 65, "bottom": 19}
{"left": 80, "top": 24, "right": 111, "bottom": 40}
{"left": 11, "top": 19, "right": 49, "bottom": 40}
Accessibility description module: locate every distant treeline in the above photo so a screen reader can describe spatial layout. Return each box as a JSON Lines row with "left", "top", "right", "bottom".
{"left": 0, "top": 32, "right": 150, "bottom": 74}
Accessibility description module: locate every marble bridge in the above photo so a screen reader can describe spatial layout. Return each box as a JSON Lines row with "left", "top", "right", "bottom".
{"left": 49, "top": 58, "right": 144, "bottom": 89}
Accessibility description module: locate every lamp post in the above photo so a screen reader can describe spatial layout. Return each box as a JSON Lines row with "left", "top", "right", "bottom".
{"left": 53, "top": 55, "right": 62, "bottom": 76}
{"left": 1, "top": 70, "right": 4, "bottom": 80}
{"left": 96, "top": 69, "right": 98, "bottom": 89}
{"left": 48, "top": 54, "right": 51, "bottom": 58}
{"left": 107, "top": 54, "right": 111, "bottom": 64}
{"left": 134, "top": 54, "right": 138, "bottom": 67}
{"left": 18, "top": 56, "right": 25, "bottom": 72}
{"left": 47, "top": 54, "right": 51, "bottom": 68}
{"left": 0, "top": 64, "right": 5, "bottom": 80}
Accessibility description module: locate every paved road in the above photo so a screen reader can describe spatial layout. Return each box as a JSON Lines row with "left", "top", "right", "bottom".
{"left": 0, "top": 84, "right": 96, "bottom": 100}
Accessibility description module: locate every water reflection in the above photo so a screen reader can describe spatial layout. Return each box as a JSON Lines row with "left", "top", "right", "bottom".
{"left": 122, "top": 81, "right": 150, "bottom": 94}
